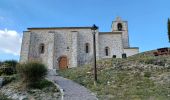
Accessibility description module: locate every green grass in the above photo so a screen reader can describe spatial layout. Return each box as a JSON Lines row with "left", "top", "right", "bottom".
{"left": 58, "top": 54, "right": 170, "bottom": 100}
{"left": 29, "top": 79, "right": 54, "bottom": 89}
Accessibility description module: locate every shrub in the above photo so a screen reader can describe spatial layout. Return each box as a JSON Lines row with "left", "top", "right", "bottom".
{"left": 0, "top": 60, "right": 18, "bottom": 75}
{"left": 139, "top": 57, "right": 167, "bottom": 67}
{"left": 0, "top": 64, "right": 15, "bottom": 75}
{"left": 3, "top": 60, "right": 18, "bottom": 67}
{"left": 144, "top": 71, "right": 151, "bottom": 78}
{"left": 139, "top": 57, "right": 155, "bottom": 64}
{"left": 16, "top": 62, "right": 47, "bottom": 88}
{"left": 4, "top": 60, "right": 18, "bottom": 73}
{"left": 29, "top": 79, "right": 53, "bottom": 89}
{"left": 153, "top": 58, "right": 166, "bottom": 66}
{"left": 2, "top": 75, "right": 16, "bottom": 86}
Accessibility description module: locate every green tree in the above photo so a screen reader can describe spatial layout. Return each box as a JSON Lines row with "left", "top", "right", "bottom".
{"left": 168, "top": 18, "right": 170, "bottom": 42}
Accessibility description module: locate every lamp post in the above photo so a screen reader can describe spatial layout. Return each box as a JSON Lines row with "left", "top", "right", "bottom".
{"left": 91, "top": 24, "right": 98, "bottom": 83}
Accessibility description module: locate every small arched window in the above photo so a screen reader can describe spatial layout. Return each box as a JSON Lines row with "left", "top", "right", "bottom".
{"left": 117, "top": 23, "right": 123, "bottom": 31}
{"left": 39, "top": 43, "right": 45, "bottom": 54}
{"left": 85, "top": 43, "right": 90, "bottom": 53}
{"left": 105, "top": 47, "right": 110, "bottom": 56}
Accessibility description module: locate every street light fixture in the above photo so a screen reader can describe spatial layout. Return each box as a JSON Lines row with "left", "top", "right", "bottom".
{"left": 91, "top": 24, "right": 98, "bottom": 83}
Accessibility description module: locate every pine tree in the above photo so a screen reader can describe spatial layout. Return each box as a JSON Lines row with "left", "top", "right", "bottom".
{"left": 168, "top": 18, "right": 170, "bottom": 42}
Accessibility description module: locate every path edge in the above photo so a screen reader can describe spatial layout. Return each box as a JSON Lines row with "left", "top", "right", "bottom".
{"left": 46, "top": 78, "right": 64, "bottom": 100}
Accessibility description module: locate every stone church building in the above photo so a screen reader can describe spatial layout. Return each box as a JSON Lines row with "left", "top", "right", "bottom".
{"left": 20, "top": 17, "right": 139, "bottom": 69}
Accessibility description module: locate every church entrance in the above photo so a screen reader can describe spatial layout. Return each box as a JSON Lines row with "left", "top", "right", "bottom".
{"left": 59, "top": 56, "right": 68, "bottom": 70}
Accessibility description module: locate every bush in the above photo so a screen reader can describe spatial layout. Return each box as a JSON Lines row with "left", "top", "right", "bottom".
{"left": 4, "top": 60, "right": 18, "bottom": 73}
{"left": 139, "top": 57, "right": 155, "bottom": 64}
{"left": 0, "top": 66, "right": 14, "bottom": 76}
{"left": 0, "top": 60, "right": 18, "bottom": 75}
{"left": 0, "top": 65, "right": 14, "bottom": 76}
{"left": 29, "top": 79, "right": 53, "bottom": 89}
{"left": 144, "top": 71, "right": 151, "bottom": 78}
{"left": 2, "top": 75, "right": 16, "bottom": 86}
{"left": 3, "top": 60, "right": 17, "bottom": 67}
{"left": 16, "top": 62, "right": 47, "bottom": 88}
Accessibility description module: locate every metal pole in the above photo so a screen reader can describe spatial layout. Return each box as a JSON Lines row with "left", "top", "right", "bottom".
{"left": 93, "top": 31, "right": 97, "bottom": 82}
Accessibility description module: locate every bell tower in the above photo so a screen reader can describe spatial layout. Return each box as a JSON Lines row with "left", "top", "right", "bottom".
{"left": 111, "top": 17, "right": 129, "bottom": 48}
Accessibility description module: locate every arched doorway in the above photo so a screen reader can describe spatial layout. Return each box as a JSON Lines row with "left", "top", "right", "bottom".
{"left": 59, "top": 56, "right": 68, "bottom": 70}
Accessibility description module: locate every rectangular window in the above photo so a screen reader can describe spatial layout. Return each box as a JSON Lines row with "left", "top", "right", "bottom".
{"left": 86, "top": 45, "right": 89, "bottom": 53}
{"left": 106, "top": 49, "right": 108, "bottom": 56}
{"left": 85, "top": 43, "right": 89, "bottom": 53}
{"left": 40, "top": 43, "right": 45, "bottom": 54}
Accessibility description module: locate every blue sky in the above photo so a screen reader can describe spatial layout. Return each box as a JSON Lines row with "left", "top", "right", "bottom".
{"left": 0, "top": 0, "right": 170, "bottom": 61}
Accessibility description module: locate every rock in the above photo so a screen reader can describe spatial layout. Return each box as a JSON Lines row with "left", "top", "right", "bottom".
{"left": 107, "top": 81, "right": 110, "bottom": 85}
{"left": 11, "top": 94, "right": 18, "bottom": 99}
{"left": 53, "top": 93, "right": 59, "bottom": 97}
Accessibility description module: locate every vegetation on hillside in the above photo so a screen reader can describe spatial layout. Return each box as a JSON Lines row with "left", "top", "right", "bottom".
{"left": 16, "top": 62, "right": 48, "bottom": 89}
{"left": 0, "top": 92, "right": 12, "bottom": 100}
{"left": 0, "top": 60, "right": 18, "bottom": 87}
{"left": 0, "top": 60, "right": 18, "bottom": 76}
{"left": 59, "top": 51, "right": 170, "bottom": 100}
{"left": 0, "top": 61, "right": 60, "bottom": 99}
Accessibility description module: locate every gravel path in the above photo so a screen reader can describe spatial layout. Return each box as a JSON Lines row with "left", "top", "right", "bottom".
{"left": 47, "top": 70, "right": 98, "bottom": 100}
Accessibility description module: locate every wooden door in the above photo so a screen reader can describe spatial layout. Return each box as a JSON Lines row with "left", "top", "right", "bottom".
{"left": 59, "top": 56, "right": 68, "bottom": 69}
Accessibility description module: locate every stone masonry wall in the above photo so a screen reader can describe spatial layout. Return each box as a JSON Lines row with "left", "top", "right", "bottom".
{"left": 70, "top": 31, "right": 78, "bottom": 67}
{"left": 53, "top": 28, "right": 97, "bottom": 68}
{"left": 27, "top": 30, "right": 55, "bottom": 69}
{"left": 20, "top": 25, "right": 138, "bottom": 69}
{"left": 77, "top": 29, "right": 93, "bottom": 66}
{"left": 112, "top": 21, "right": 129, "bottom": 48}
{"left": 124, "top": 48, "right": 139, "bottom": 57}
{"left": 99, "top": 33, "right": 124, "bottom": 58}
{"left": 20, "top": 31, "right": 31, "bottom": 63}
{"left": 54, "top": 31, "right": 68, "bottom": 69}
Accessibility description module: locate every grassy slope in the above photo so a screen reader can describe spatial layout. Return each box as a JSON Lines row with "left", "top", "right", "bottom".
{"left": 58, "top": 51, "right": 170, "bottom": 100}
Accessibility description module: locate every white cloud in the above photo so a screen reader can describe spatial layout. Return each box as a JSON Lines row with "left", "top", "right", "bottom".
{"left": 0, "top": 29, "right": 22, "bottom": 56}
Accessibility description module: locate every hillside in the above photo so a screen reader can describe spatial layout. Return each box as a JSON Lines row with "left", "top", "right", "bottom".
{"left": 58, "top": 50, "right": 170, "bottom": 100}
{"left": 0, "top": 61, "right": 61, "bottom": 100}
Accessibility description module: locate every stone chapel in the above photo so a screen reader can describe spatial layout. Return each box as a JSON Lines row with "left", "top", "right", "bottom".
{"left": 20, "top": 17, "right": 139, "bottom": 69}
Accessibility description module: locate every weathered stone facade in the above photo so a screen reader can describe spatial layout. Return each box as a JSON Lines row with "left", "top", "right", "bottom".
{"left": 20, "top": 17, "right": 139, "bottom": 69}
